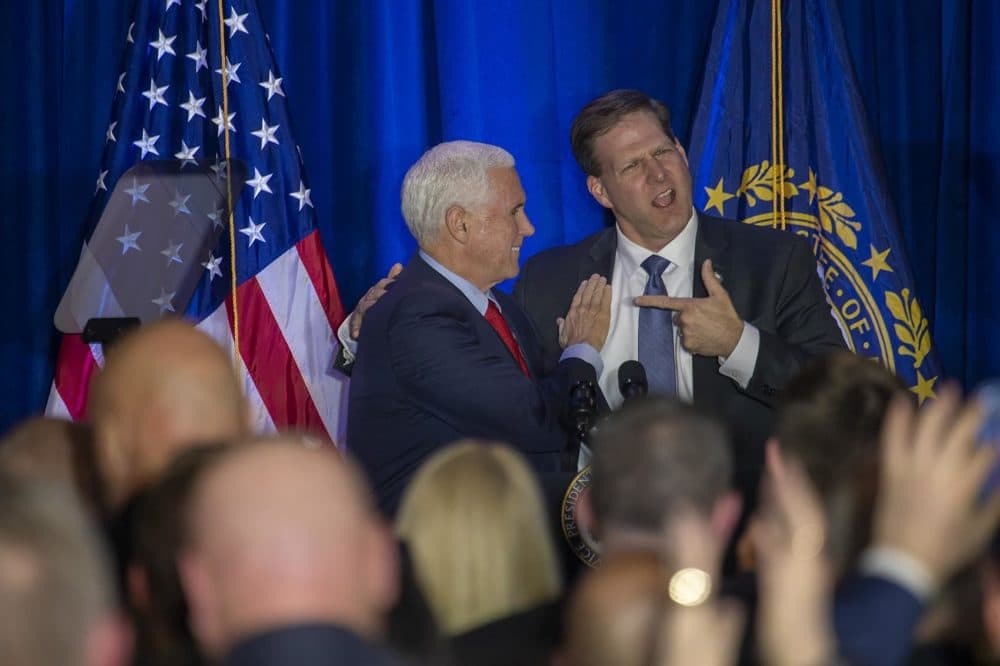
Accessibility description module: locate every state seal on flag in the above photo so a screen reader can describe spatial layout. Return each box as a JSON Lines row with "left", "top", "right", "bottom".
{"left": 702, "top": 160, "right": 938, "bottom": 404}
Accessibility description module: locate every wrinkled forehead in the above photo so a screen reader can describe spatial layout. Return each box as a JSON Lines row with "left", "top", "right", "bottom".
{"left": 594, "top": 111, "right": 672, "bottom": 165}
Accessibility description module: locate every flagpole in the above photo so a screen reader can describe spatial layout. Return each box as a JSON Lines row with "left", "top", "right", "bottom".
{"left": 770, "top": 0, "right": 786, "bottom": 230}
{"left": 777, "top": 0, "right": 785, "bottom": 230}
{"left": 216, "top": 0, "right": 242, "bottom": 382}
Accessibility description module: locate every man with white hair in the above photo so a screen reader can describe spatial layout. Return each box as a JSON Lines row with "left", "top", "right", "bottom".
{"left": 346, "top": 140, "right": 611, "bottom": 514}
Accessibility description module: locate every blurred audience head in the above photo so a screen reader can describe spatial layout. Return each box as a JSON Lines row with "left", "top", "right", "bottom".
{"left": 774, "top": 351, "right": 908, "bottom": 573}
{"left": 125, "top": 444, "right": 233, "bottom": 666}
{"left": 178, "top": 437, "right": 397, "bottom": 658}
{"left": 589, "top": 396, "right": 739, "bottom": 557}
{"left": 559, "top": 551, "right": 667, "bottom": 666}
{"left": 0, "top": 416, "right": 101, "bottom": 515}
{"left": 396, "top": 440, "right": 562, "bottom": 636}
{"left": 89, "top": 319, "right": 249, "bottom": 511}
{"left": 0, "top": 473, "right": 131, "bottom": 666}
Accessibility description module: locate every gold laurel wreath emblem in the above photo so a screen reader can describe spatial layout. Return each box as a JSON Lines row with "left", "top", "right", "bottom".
{"left": 884, "top": 288, "right": 931, "bottom": 369}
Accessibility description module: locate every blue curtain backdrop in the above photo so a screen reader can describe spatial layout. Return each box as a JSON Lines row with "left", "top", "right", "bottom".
{"left": 1, "top": 0, "right": 997, "bottom": 432}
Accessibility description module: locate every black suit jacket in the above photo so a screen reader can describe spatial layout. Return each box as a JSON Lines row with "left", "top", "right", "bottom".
{"left": 513, "top": 215, "right": 846, "bottom": 501}
{"left": 448, "top": 599, "right": 564, "bottom": 666}
{"left": 346, "top": 254, "right": 598, "bottom": 514}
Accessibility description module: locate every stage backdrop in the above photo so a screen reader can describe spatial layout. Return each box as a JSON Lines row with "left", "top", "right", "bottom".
{"left": 1, "top": 0, "right": 997, "bottom": 433}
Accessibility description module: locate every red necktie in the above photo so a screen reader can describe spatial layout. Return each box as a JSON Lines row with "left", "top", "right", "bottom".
{"left": 484, "top": 300, "right": 531, "bottom": 377}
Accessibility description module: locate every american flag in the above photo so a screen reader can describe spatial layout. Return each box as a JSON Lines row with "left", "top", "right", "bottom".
{"left": 46, "top": 0, "right": 348, "bottom": 442}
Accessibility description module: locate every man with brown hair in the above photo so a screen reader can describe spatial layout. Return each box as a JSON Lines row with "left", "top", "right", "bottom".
{"left": 588, "top": 396, "right": 740, "bottom": 561}
{"left": 773, "top": 351, "right": 907, "bottom": 574}
{"left": 514, "top": 89, "right": 845, "bottom": 503}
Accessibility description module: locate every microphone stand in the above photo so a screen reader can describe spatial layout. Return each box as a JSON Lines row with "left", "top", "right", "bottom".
{"left": 565, "top": 379, "right": 597, "bottom": 471}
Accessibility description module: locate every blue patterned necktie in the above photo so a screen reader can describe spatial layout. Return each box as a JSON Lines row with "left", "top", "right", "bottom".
{"left": 638, "top": 255, "right": 676, "bottom": 394}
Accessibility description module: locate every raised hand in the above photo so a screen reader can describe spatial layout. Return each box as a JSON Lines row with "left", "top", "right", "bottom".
{"left": 754, "top": 441, "right": 836, "bottom": 666}
{"left": 872, "top": 385, "right": 1000, "bottom": 585}
{"left": 653, "top": 508, "right": 745, "bottom": 666}
{"left": 633, "top": 259, "right": 743, "bottom": 357}
{"left": 557, "top": 274, "right": 611, "bottom": 351}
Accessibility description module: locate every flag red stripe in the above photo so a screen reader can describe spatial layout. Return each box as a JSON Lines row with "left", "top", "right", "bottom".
{"left": 225, "top": 278, "right": 327, "bottom": 435}
{"left": 52, "top": 334, "right": 99, "bottom": 421}
{"left": 295, "top": 230, "right": 345, "bottom": 332}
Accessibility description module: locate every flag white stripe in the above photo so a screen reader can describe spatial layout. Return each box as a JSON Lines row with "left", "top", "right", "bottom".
{"left": 255, "top": 244, "right": 348, "bottom": 442}
{"left": 197, "top": 304, "right": 277, "bottom": 435}
{"left": 45, "top": 383, "right": 72, "bottom": 420}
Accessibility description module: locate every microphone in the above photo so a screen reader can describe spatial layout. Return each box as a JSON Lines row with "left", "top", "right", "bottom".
{"left": 564, "top": 377, "right": 598, "bottom": 471}
{"left": 618, "top": 360, "right": 648, "bottom": 402}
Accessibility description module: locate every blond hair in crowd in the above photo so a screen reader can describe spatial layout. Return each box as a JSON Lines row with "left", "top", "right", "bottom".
{"left": 396, "top": 440, "right": 562, "bottom": 635}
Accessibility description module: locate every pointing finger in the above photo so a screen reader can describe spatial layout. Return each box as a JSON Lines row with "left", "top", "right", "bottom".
{"left": 634, "top": 295, "right": 692, "bottom": 310}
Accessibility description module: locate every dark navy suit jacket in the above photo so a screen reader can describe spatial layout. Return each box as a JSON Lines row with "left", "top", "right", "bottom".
{"left": 224, "top": 624, "right": 405, "bottom": 666}
{"left": 346, "top": 254, "right": 598, "bottom": 514}
{"left": 834, "top": 574, "right": 925, "bottom": 666}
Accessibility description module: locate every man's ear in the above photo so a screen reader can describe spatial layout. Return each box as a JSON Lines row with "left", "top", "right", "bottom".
{"left": 577, "top": 487, "right": 596, "bottom": 539}
{"left": 178, "top": 551, "right": 224, "bottom": 658}
{"left": 83, "top": 610, "right": 134, "bottom": 666}
{"left": 444, "top": 205, "right": 470, "bottom": 243}
{"left": 94, "top": 421, "right": 131, "bottom": 511}
{"left": 364, "top": 519, "right": 400, "bottom": 616}
{"left": 711, "top": 490, "right": 743, "bottom": 545}
{"left": 586, "top": 175, "right": 613, "bottom": 210}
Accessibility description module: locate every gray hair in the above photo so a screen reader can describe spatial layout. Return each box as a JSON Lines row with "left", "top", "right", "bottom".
{"left": 0, "top": 474, "right": 116, "bottom": 666}
{"left": 401, "top": 140, "right": 515, "bottom": 246}
{"left": 590, "top": 397, "right": 732, "bottom": 533}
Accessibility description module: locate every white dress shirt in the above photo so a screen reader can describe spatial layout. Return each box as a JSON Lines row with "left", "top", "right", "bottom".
{"left": 578, "top": 211, "right": 760, "bottom": 467}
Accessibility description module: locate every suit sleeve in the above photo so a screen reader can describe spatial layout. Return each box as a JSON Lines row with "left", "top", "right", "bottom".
{"left": 833, "top": 574, "right": 924, "bottom": 666}
{"left": 332, "top": 343, "right": 355, "bottom": 377}
{"left": 386, "top": 296, "right": 594, "bottom": 453}
{"left": 743, "top": 235, "right": 847, "bottom": 406}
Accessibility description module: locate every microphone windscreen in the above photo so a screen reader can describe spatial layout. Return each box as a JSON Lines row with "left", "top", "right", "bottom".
{"left": 618, "top": 360, "right": 648, "bottom": 398}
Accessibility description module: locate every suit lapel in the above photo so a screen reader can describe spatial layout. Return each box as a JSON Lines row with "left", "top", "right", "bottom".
{"left": 411, "top": 254, "right": 523, "bottom": 373}
{"left": 693, "top": 214, "right": 729, "bottom": 298}
{"left": 583, "top": 227, "right": 617, "bottom": 282}
{"left": 691, "top": 216, "right": 730, "bottom": 406}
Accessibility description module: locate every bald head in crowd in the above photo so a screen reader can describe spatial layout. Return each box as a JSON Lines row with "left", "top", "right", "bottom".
{"left": 89, "top": 320, "right": 249, "bottom": 511}
{"left": 179, "top": 439, "right": 399, "bottom": 658}
{"left": 559, "top": 551, "right": 667, "bottom": 666}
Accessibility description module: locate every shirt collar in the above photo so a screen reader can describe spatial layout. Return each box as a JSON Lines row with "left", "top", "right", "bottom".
{"left": 615, "top": 207, "right": 699, "bottom": 279}
{"left": 419, "top": 250, "right": 494, "bottom": 315}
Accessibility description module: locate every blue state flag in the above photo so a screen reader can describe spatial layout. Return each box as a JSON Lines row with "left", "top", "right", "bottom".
{"left": 688, "top": 0, "right": 942, "bottom": 403}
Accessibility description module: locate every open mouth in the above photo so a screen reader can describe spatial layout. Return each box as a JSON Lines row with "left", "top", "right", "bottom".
{"left": 652, "top": 188, "right": 676, "bottom": 208}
